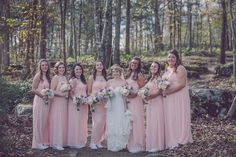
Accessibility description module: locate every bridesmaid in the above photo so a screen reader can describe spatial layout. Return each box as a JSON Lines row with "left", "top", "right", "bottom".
{"left": 162, "top": 49, "right": 193, "bottom": 149}
{"left": 145, "top": 61, "right": 164, "bottom": 152}
{"left": 67, "top": 63, "right": 88, "bottom": 148}
{"left": 87, "top": 60, "right": 107, "bottom": 149}
{"left": 31, "top": 59, "right": 51, "bottom": 150}
{"left": 125, "top": 57, "right": 145, "bottom": 153}
{"left": 50, "top": 61, "right": 69, "bottom": 150}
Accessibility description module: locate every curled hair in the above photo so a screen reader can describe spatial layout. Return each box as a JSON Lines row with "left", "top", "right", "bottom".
{"left": 147, "top": 61, "right": 161, "bottom": 82}
{"left": 125, "top": 57, "right": 142, "bottom": 80}
{"left": 92, "top": 60, "right": 107, "bottom": 81}
{"left": 70, "top": 63, "right": 86, "bottom": 84}
{"left": 37, "top": 59, "right": 51, "bottom": 83}
{"left": 54, "top": 61, "right": 66, "bottom": 76}
{"left": 166, "top": 49, "right": 183, "bottom": 72}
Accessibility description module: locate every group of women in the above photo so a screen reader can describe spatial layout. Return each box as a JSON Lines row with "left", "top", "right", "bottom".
{"left": 31, "top": 49, "right": 193, "bottom": 153}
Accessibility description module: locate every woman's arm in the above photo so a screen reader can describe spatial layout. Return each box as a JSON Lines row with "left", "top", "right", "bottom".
{"left": 163, "top": 66, "right": 187, "bottom": 95}
{"left": 87, "top": 75, "right": 93, "bottom": 96}
{"left": 69, "top": 78, "right": 76, "bottom": 98}
{"left": 31, "top": 73, "right": 43, "bottom": 98}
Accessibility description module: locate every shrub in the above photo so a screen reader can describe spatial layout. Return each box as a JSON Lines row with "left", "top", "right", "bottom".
{"left": 0, "top": 77, "right": 32, "bottom": 116}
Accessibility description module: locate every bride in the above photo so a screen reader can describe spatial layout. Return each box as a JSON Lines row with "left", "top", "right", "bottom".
{"left": 105, "top": 64, "right": 132, "bottom": 152}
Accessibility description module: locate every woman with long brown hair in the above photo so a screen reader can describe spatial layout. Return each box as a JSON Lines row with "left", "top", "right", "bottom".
{"left": 87, "top": 60, "right": 107, "bottom": 149}
{"left": 162, "top": 49, "right": 193, "bottom": 149}
{"left": 31, "top": 59, "right": 51, "bottom": 150}
{"left": 125, "top": 57, "right": 145, "bottom": 153}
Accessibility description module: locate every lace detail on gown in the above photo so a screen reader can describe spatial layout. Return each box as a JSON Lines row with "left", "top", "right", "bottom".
{"left": 106, "top": 87, "right": 132, "bottom": 152}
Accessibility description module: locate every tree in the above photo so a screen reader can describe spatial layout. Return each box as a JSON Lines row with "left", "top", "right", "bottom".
{"left": 153, "top": 0, "right": 162, "bottom": 54}
{"left": 60, "top": 0, "right": 68, "bottom": 64}
{"left": 114, "top": 0, "right": 121, "bottom": 64}
{"left": 187, "top": 1, "right": 193, "bottom": 50}
{"left": 39, "top": 0, "right": 47, "bottom": 59}
{"left": 226, "top": 0, "right": 236, "bottom": 118}
{"left": 220, "top": 0, "right": 227, "bottom": 64}
{"left": 125, "top": 0, "right": 131, "bottom": 54}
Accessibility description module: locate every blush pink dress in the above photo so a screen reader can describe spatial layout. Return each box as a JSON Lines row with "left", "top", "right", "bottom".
{"left": 32, "top": 79, "right": 50, "bottom": 148}
{"left": 68, "top": 78, "right": 88, "bottom": 147}
{"left": 145, "top": 78, "right": 164, "bottom": 151}
{"left": 162, "top": 65, "right": 193, "bottom": 149}
{"left": 49, "top": 76, "right": 68, "bottom": 147}
{"left": 90, "top": 79, "right": 107, "bottom": 146}
{"left": 126, "top": 77, "right": 145, "bottom": 152}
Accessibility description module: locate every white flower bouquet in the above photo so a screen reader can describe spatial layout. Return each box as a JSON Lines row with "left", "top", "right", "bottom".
{"left": 41, "top": 88, "right": 54, "bottom": 105}
{"left": 137, "top": 87, "right": 150, "bottom": 104}
{"left": 86, "top": 95, "right": 100, "bottom": 112}
{"left": 73, "top": 95, "right": 86, "bottom": 111}
{"left": 119, "top": 85, "right": 134, "bottom": 96}
{"left": 60, "top": 83, "right": 71, "bottom": 92}
{"left": 157, "top": 78, "right": 170, "bottom": 97}
{"left": 156, "top": 78, "right": 170, "bottom": 91}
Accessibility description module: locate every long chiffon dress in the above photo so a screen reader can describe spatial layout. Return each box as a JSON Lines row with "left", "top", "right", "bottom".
{"left": 162, "top": 65, "right": 193, "bottom": 149}
{"left": 145, "top": 78, "right": 164, "bottom": 152}
{"left": 32, "top": 79, "right": 50, "bottom": 148}
{"left": 49, "top": 76, "right": 68, "bottom": 147}
{"left": 126, "top": 77, "right": 145, "bottom": 152}
{"left": 68, "top": 78, "right": 88, "bottom": 148}
{"left": 90, "top": 79, "right": 107, "bottom": 146}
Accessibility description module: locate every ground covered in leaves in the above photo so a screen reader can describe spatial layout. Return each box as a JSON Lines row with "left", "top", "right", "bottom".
{"left": 0, "top": 113, "right": 235, "bottom": 157}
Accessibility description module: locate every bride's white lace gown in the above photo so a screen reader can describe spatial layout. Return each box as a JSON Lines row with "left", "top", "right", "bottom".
{"left": 106, "top": 87, "right": 132, "bottom": 152}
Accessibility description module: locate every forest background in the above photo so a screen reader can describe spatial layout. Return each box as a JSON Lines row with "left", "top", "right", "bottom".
{"left": 0, "top": 0, "right": 236, "bottom": 156}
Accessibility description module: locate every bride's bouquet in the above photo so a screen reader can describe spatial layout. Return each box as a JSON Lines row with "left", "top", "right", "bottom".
{"left": 99, "top": 87, "right": 114, "bottom": 99}
{"left": 119, "top": 85, "right": 134, "bottom": 96}
{"left": 156, "top": 78, "right": 170, "bottom": 97}
{"left": 137, "top": 87, "right": 150, "bottom": 104}
{"left": 73, "top": 95, "right": 86, "bottom": 111}
{"left": 41, "top": 87, "right": 54, "bottom": 105}
{"left": 60, "top": 83, "right": 71, "bottom": 92}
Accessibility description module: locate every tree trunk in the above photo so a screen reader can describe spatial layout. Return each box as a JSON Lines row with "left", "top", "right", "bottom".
{"left": 153, "top": 0, "right": 161, "bottom": 54}
{"left": 125, "top": 0, "right": 130, "bottom": 54}
{"left": 206, "top": 2, "right": 212, "bottom": 53}
{"left": 114, "top": 0, "right": 121, "bottom": 64}
{"left": 77, "top": 0, "right": 83, "bottom": 57}
{"left": 104, "top": 0, "right": 112, "bottom": 67}
{"left": 187, "top": 1, "right": 192, "bottom": 50}
{"left": 39, "top": 0, "right": 47, "bottom": 59}
{"left": 60, "top": 0, "right": 68, "bottom": 64}
{"left": 93, "top": 0, "right": 103, "bottom": 61}
{"left": 226, "top": 0, "right": 236, "bottom": 118}
{"left": 220, "top": 0, "right": 227, "bottom": 64}
{"left": 1, "top": 0, "right": 10, "bottom": 68}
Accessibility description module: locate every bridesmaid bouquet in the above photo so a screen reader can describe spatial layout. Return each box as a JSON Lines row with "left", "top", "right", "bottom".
{"left": 87, "top": 95, "right": 100, "bottom": 112}
{"left": 156, "top": 78, "right": 170, "bottom": 97}
{"left": 99, "top": 87, "right": 114, "bottom": 99}
{"left": 119, "top": 85, "right": 134, "bottom": 96}
{"left": 41, "top": 88, "right": 54, "bottom": 105}
{"left": 60, "top": 83, "right": 71, "bottom": 92}
{"left": 73, "top": 95, "right": 86, "bottom": 111}
{"left": 137, "top": 87, "right": 150, "bottom": 104}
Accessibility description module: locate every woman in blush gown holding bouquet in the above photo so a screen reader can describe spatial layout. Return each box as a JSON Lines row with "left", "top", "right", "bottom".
{"left": 31, "top": 59, "right": 51, "bottom": 150}
{"left": 67, "top": 63, "right": 88, "bottom": 149}
{"left": 162, "top": 49, "right": 193, "bottom": 149}
{"left": 50, "top": 61, "right": 70, "bottom": 150}
{"left": 125, "top": 57, "right": 145, "bottom": 153}
{"left": 87, "top": 61, "right": 107, "bottom": 149}
{"left": 106, "top": 64, "right": 132, "bottom": 152}
{"left": 145, "top": 61, "right": 164, "bottom": 152}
